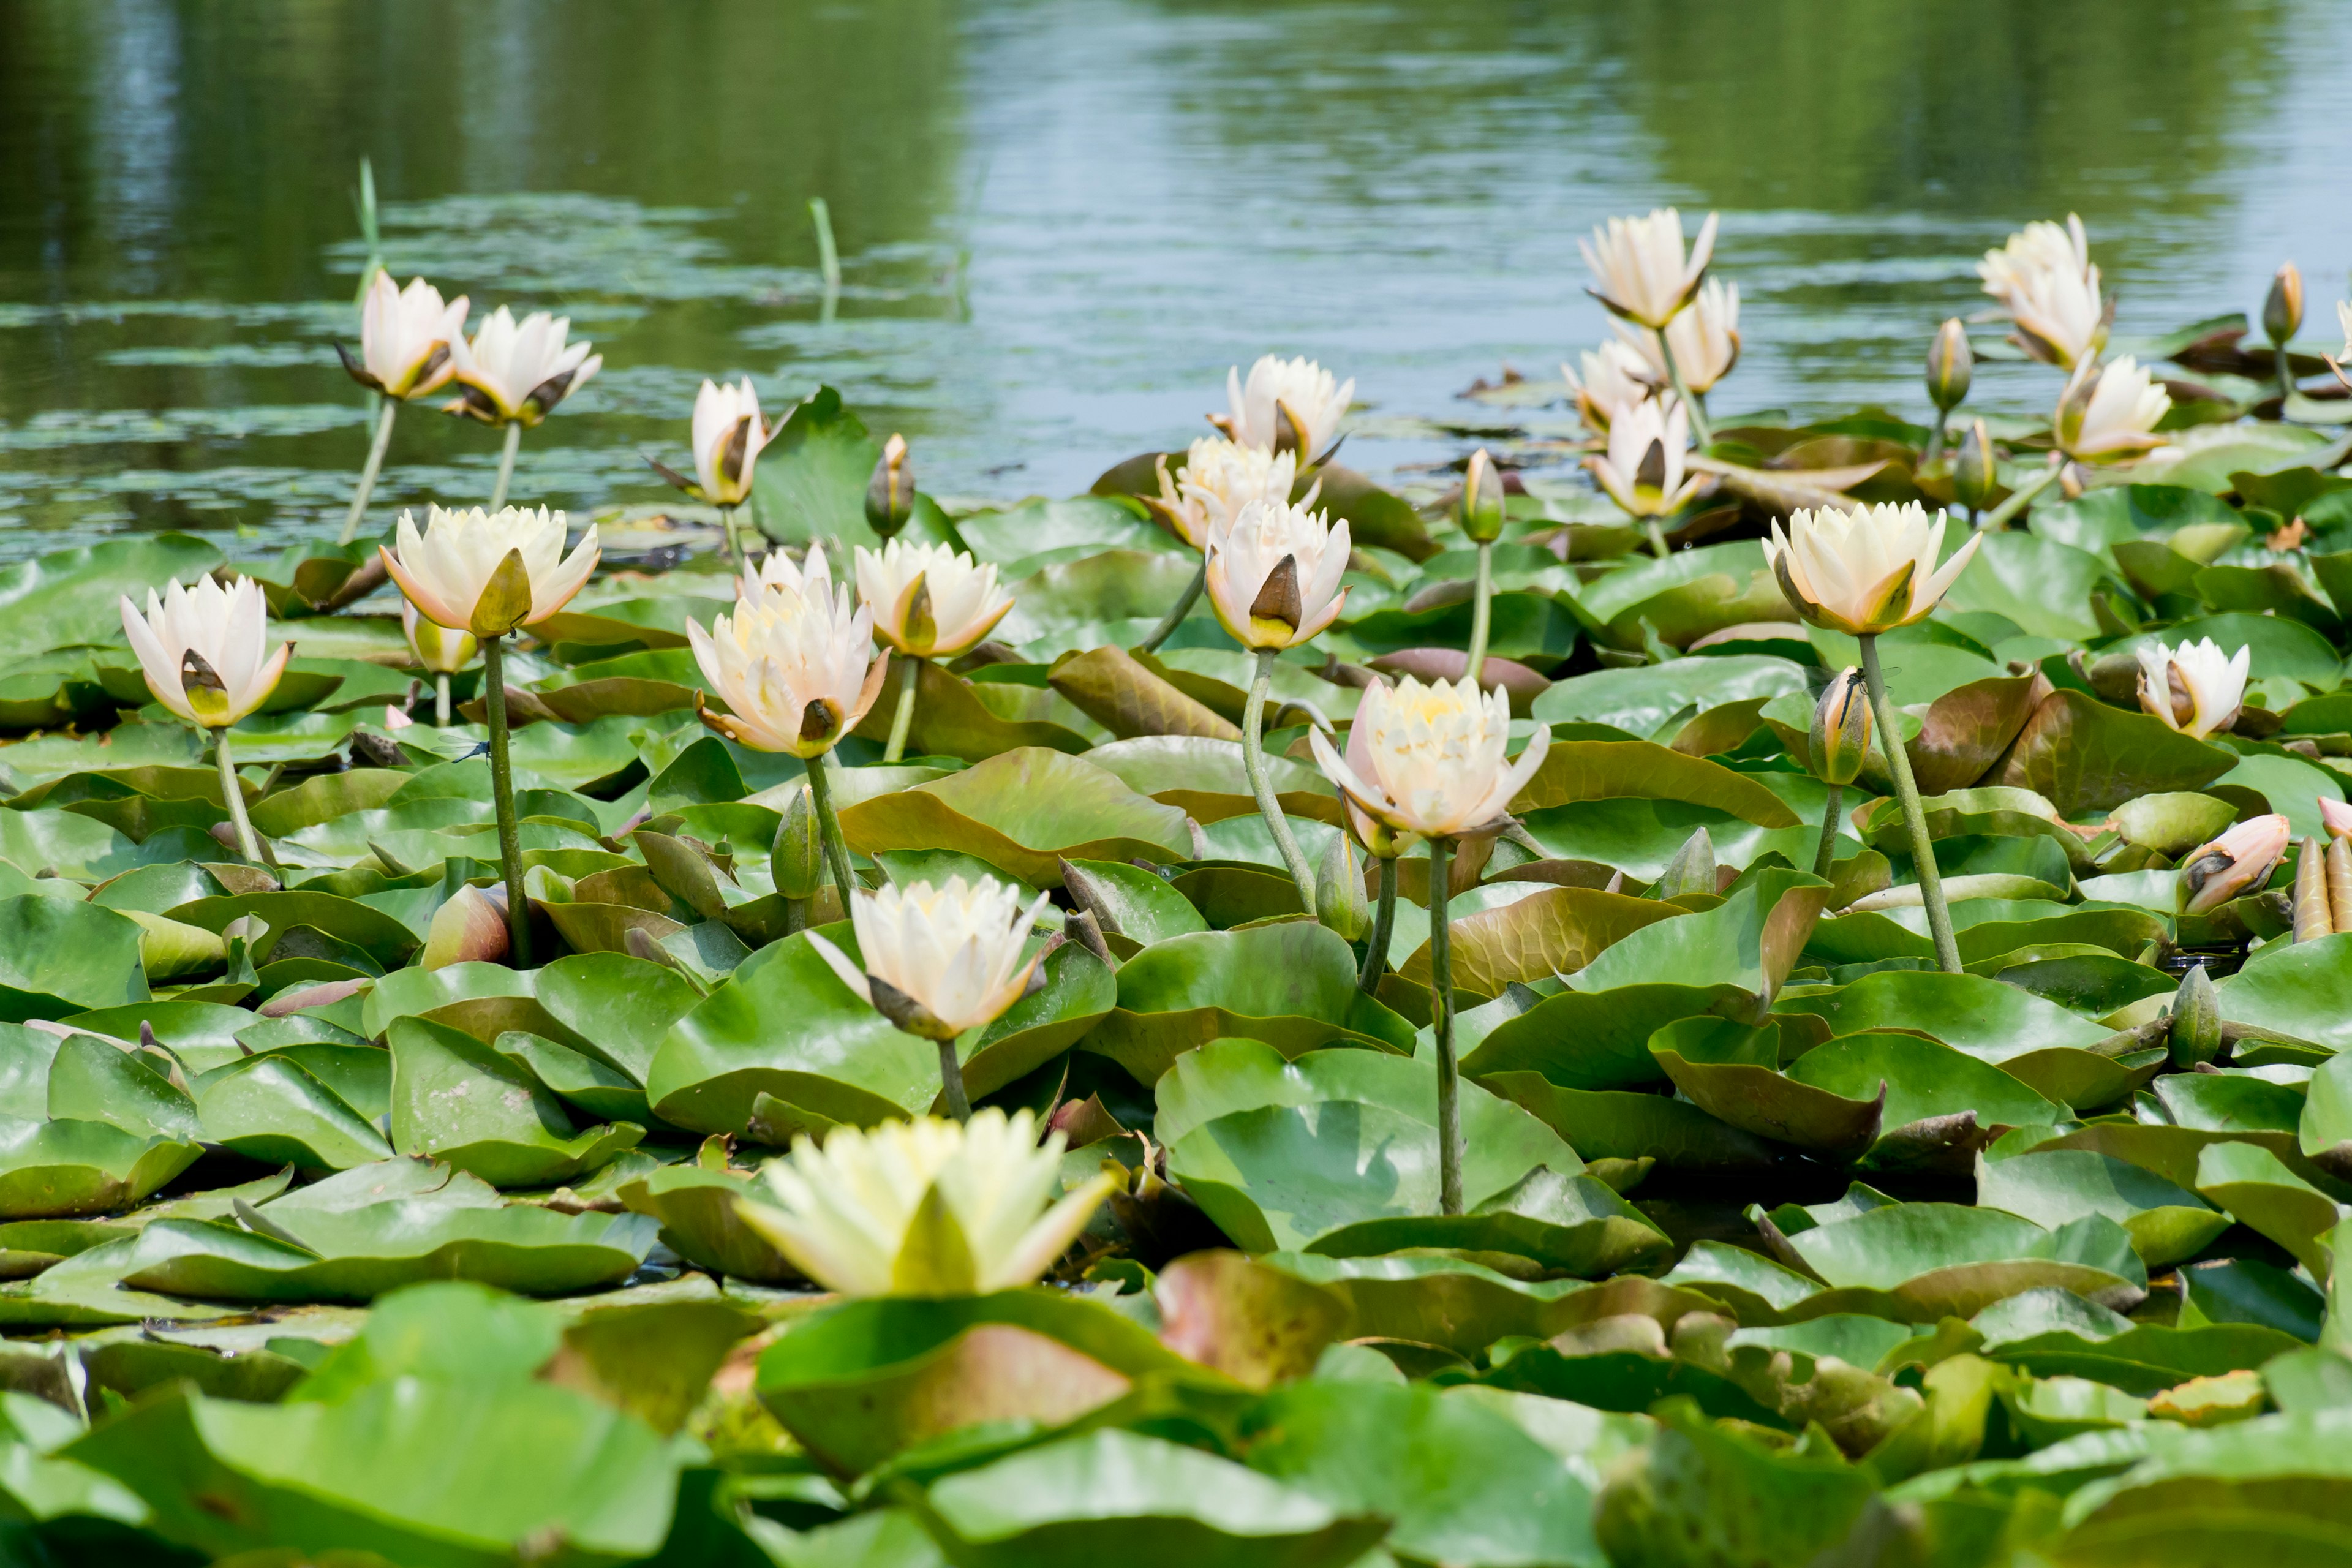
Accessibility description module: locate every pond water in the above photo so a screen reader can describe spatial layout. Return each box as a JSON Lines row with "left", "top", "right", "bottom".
{"left": 2, "top": 0, "right": 2350, "bottom": 560}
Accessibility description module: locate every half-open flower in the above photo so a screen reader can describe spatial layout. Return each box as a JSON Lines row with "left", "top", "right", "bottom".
{"left": 742, "top": 540, "right": 834, "bottom": 604}
{"left": 341, "top": 274, "right": 469, "bottom": 399}
{"left": 1309, "top": 674, "right": 1551, "bottom": 841}
{"left": 1585, "top": 394, "right": 1703, "bottom": 519}
{"left": 2056, "top": 356, "right": 2171, "bottom": 466}
{"left": 1580, "top": 207, "right": 1718, "bottom": 330}
{"left": 1203, "top": 497, "right": 1351, "bottom": 650}
{"left": 688, "top": 573, "right": 888, "bottom": 758}
{"left": 401, "top": 600, "right": 478, "bottom": 676}
{"left": 1146, "top": 438, "right": 1311, "bottom": 551}
{"left": 664, "top": 377, "right": 774, "bottom": 506}
{"left": 1215, "top": 355, "right": 1353, "bottom": 458}
{"left": 380, "top": 505, "right": 600, "bottom": 638}
{"left": 1765, "top": 501, "right": 1981, "bottom": 638}
{"left": 2320, "top": 796, "right": 2352, "bottom": 842}
{"left": 2135, "top": 637, "right": 2248, "bottom": 740}
{"left": 2178, "top": 814, "right": 2291, "bottom": 914}
{"left": 443, "top": 307, "right": 601, "bottom": 427}
{"left": 854, "top": 540, "right": 1014, "bottom": 659}
{"left": 118, "top": 575, "right": 292, "bottom": 729}
{"left": 809, "top": 875, "right": 1053, "bottom": 1041}
{"left": 1977, "top": 214, "right": 2109, "bottom": 368}
{"left": 1619, "top": 277, "right": 1741, "bottom": 393}
{"left": 741, "top": 1109, "right": 1115, "bottom": 1297}
{"left": 1563, "top": 340, "right": 1653, "bottom": 434}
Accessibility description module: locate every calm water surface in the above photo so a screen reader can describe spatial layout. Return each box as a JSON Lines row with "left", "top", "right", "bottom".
{"left": 2, "top": 0, "right": 2350, "bottom": 559}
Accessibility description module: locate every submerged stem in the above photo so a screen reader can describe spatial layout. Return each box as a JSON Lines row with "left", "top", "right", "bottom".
{"left": 337, "top": 397, "right": 399, "bottom": 546}
{"left": 1428, "top": 835, "right": 1462, "bottom": 1216}
{"left": 1466, "top": 540, "right": 1494, "bottom": 686}
{"left": 1244, "top": 648, "right": 1317, "bottom": 916}
{"left": 482, "top": 635, "right": 531, "bottom": 965}
{"left": 1860, "top": 635, "right": 1959, "bottom": 974}
{"left": 801, "top": 755, "right": 858, "bottom": 907}
{"left": 488, "top": 421, "right": 524, "bottom": 511}
{"left": 215, "top": 728, "right": 263, "bottom": 864}
{"left": 883, "top": 654, "right": 922, "bottom": 763}
{"left": 1359, "top": 853, "right": 1397, "bottom": 993}
{"left": 1812, "top": 780, "right": 1845, "bottom": 880}
{"left": 1657, "top": 331, "right": 1713, "bottom": 447}
{"left": 1139, "top": 557, "right": 1207, "bottom": 655}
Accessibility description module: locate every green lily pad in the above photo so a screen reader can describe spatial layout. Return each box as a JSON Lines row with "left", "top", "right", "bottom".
{"left": 1531, "top": 656, "right": 1809, "bottom": 741}
{"left": 1992, "top": 691, "right": 2236, "bottom": 815}
{"left": 0, "top": 534, "right": 222, "bottom": 661}
{"left": 1977, "top": 1150, "right": 2230, "bottom": 1269}
{"left": 388, "top": 1017, "right": 644, "bottom": 1189}
{"left": 195, "top": 1052, "right": 394, "bottom": 1172}
{"left": 0, "top": 897, "right": 149, "bottom": 1022}
{"left": 1574, "top": 541, "right": 1795, "bottom": 651}
{"left": 838, "top": 747, "right": 1193, "bottom": 886}
{"left": 1463, "top": 982, "right": 1760, "bottom": 1091}
{"left": 2194, "top": 1142, "right": 2343, "bottom": 1276}
{"left": 1782, "top": 1204, "right": 2148, "bottom": 1323}
{"left": 0, "top": 1117, "right": 201, "bottom": 1219}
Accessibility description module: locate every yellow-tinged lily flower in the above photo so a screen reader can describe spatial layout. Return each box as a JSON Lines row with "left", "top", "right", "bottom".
{"left": 1203, "top": 497, "right": 1351, "bottom": 650}
{"left": 401, "top": 600, "right": 478, "bottom": 676}
{"left": 741, "top": 540, "right": 834, "bottom": 603}
{"left": 2056, "top": 356, "right": 2171, "bottom": 466}
{"left": 2179, "top": 814, "right": 2290, "bottom": 914}
{"left": 1215, "top": 355, "right": 1354, "bottom": 458}
{"left": 809, "top": 875, "right": 1054, "bottom": 1041}
{"left": 853, "top": 539, "right": 1014, "bottom": 659}
{"left": 1147, "top": 438, "right": 1313, "bottom": 552}
{"left": 1585, "top": 394, "right": 1704, "bottom": 519}
{"left": 1977, "top": 214, "right": 2108, "bottom": 368}
{"left": 683, "top": 377, "right": 775, "bottom": 506}
{"left": 741, "top": 1109, "right": 1115, "bottom": 1297}
{"left": 118, "top": 576, "right": 292, "bottom": 729}
{"left": 341, "top": 274, "right": 469, "bottom": 399}
{"left": 443, "top": 306, "right": 601, "bottom": 428}
{"left": 1765, "top": 501, "right": 1981, "bottom": 638}
{"left": 1619, "top": 277, "right": 1741, "bottom": 393}
{"left": 1562, "top": 340, "right": 1653, "bottom": 434}
{"left": 380, "top": 505, "right": 600, "bottom": 638}
{"left": 2135, "top": 637, "right": 2248, "bottom": 740}
{"left": 687, "top": 566, "right": 889, "bottom": 758}
{"left": 1580, "top": 207, "right": 1719, "bottom": 330}
{"left": 1309, "top": 674, "right": 1551, "bottom": 841}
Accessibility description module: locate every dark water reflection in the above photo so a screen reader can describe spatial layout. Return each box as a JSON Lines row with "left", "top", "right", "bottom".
{"left": 0, "top": 0, "right": 2346, "bottom": 557}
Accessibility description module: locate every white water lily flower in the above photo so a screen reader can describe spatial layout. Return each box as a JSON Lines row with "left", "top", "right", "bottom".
{"left": 1585, "top": 394, "right": 1704, "bottom": 519}
{"left": 118, "top": 576, "right": 292, "bottom": 729}
{"left": 809, "top": 875, "right": 1054, "bottom": 1040}
{"left": 1310, "top": 674, "right": 1551, "bottom": 841}
{"left": 687, "top": 378, "right": 775, "bottom": 507}
{"left": 688, "top": 571, "right": 889, "bottom": 757}
{"left": 2179, "top": 813, "right": 2290, "bottom": 914}
{"left": 1977, "top": 214, "right": 2108, "bottom": 368}
{"left": 2136, "top": 637, "right": 2248, "bottom": 739}
{"left": 2056, "top": 356, "right": 2171, "bottom": 466}
{"left": 1147, "top": 439, "right": 1314, "bottom": 551}
{"left": 1619, "top": 277, "right": 1741, "bottom": 393}
{"left": 401, "top": 600, "right": 478, "bottom": 676}
{"left": 1203, "top": 497, "right": 1351, "bottom": 650}
{"left": 854, "top": 539, "right": 1014, "bottom": 659}
{"left": 1562, "top": 340, "right": 1653, "bottom": 434}
{"left": 742, "top": 541, "right": 834, "bottom": 604}
{"left": 1580, "top": 208, "right": 1719, "bottom": 330}
{"left": 742, "top": 1109, "right": 1115, "bottom": 1297}
{"left": 380, "top": 505, "right": 600, "bottom": 638}
{"left": 344, "top": 273, "right": 468, "bottom": 399}
{"left": 1765, "top": 501, "right": 1981, "bottom": 638}
{"left": 1216, "top": 355, "right": 1354, "bottom": 458}
{"left": 443, "top": 306, "right": 601, "bottom": 427}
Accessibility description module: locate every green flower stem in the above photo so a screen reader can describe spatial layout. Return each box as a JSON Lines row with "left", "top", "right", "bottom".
{"left": 1245, "top": 647, "right": 1318, "bottom": 917}
{"left": 1139, "top": 557, "right": 1207, "bottom": 654}
{"left": 883, "top": 654, "right": 922, "bottom": 763}
{"left": 1644, "top": 519, "right": 1670, "bottom": 560}
{"left": 1812, "top": 781, "right": 1844, "bottom": 880}
{"left": 481, "top": 634, "right": 532, "bottom": 965}
{"left": 337, "top": 396, "right": 399, "bottom": 546}
{"left": 434, "top": 673, "right": 451, "bottom": 728}
{"left": 1427, "top": 834, "right": 1463, "bottom": 1216}
{"left": 937, "top": 1038, "right": 971, "bottom": 1121}
{"left": 718, "top": 502, "right": 744, "bottom": 573}
{"left": 488, "top": 421, "right": 524, "bottom": 511}
{"left": 1466, "top": 541, "right": 1494, "bottom": 686}
{"left": 1921, "top": 420, "right": 1945, "bottom": 467}
{"left": 1976, "top": 462, "right": 2061, "bottom": 532}
{"left": 214, "top": 728, "right": 263, "bottom": 864}
{"left": 801, "top": 755, "right": 858, "bottom": 907}
{"left": 1860, "top": 634, "right": 1960, "bottom": 974}
{"left": 1656, "top": 330, "right": 1713, "bottom": 447}
{"left": 2276, "top": 345, "right": 2296, "bottom": 407}
{"left": 1359, "top": 853, "right": 1398, "bottom": 993}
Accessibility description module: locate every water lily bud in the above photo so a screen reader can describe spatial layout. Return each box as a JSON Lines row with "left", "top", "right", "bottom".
{"left": 865, "top": 433, "right": 916, "bottom": 537}
{"left": 2178, "top": 814, "right": 2291, "bottom": 915}
{"left": 2264, "top": 262, "right": 2304, "bottom": 348}
{"left": 2293, "top": 836, "right": 2331, "bottom": 942}
{"left": 1457, "top": 448, "right": 1506, "bottom": 544}
{"left": 2168, "top": 963, "right": 2220, "bottom": 1068}
{"left": 772, "top": 785, "right": 824, "bottom": 902}
{"left": 1926, "top": 318, "right": 1972, "bottom": 412}
{"left": 2329, "top": 839, "right": 2352, "bottom": 935}
{"left": 1315, "top": 831, "right": 1368, "bottom": 941}
{"left": 1652, "top": 827, "right": 1717, "bottom": 900}
{"left": 1809, "top": 668, "right": 1872, "bottom": 786}
{"left": 1953, "top": 420, "right": 2000, "bottom": 513}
